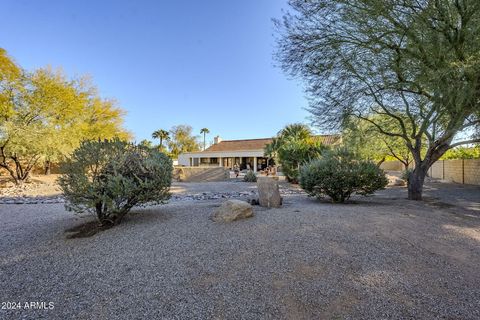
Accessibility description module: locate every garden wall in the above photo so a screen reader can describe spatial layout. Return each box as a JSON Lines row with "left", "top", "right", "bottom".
{"left": 172, "top": 167, "right": 229, "bottom": 182}
{"left": 380, "top": 161, "right": 404, "bottom": 171}
{"left": 429, "top": 159, "right": 480, "bottom": 185}
{"left": 381, "top": 159, "right": 480, "bottom": 185}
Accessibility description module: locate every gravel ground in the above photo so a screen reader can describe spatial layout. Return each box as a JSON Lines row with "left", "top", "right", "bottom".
{"left": 0, "top": 182, "right": 479, "bottom": 319}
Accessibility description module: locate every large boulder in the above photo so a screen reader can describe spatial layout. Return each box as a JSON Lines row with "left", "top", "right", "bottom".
{"left": 257, "top": 177, "right": 282, "bottom": 208}
{"left": 211, "top": 200, "right": 254, "bottom": 222}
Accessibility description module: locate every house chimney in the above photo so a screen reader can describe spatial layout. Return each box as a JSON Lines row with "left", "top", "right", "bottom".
{"left": 214, "top": 136, "right": 222, "bottom": 144}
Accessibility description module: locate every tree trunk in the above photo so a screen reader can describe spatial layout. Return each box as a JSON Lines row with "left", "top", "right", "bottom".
{"left": 0, "top": 164, "right": 19, "bottom": 185}
{"left": 44, "top": 160, "right": 51, "bottom": 175}
{"left": 95, "top": 202, "right": 104, "bottom": 221}
{"left": 376, "top": 157, "right": 386, "bottom": 167}
{"left": 11, "top": 155, "right": 37, "bottom": 184}
{"left": 407, "top": 166, "right": 427, "bottom": 200}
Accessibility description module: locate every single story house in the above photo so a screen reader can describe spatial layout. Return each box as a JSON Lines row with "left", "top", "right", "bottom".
{"left": 178, "top": 135, "right": 340, "bottom": 172}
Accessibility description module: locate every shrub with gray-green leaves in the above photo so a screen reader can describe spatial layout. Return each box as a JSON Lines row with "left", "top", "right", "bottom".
{"left": 299, "top": 148, "right": 388, "bottom": 203}
{"left": 243, "top": 170, "right": 257, "bottom": 182}
{"left": 58, "top": 139, "right": 172, "bottom": 226}
{"left": 401, "top": 168, "right": 413, "bottom": 182}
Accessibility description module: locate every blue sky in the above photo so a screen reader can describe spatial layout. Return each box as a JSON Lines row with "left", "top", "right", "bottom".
{"left": 1, "top": 0, "right": 310, "bottom": 142}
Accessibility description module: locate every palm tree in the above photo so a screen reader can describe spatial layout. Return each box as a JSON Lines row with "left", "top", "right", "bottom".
{"left": 278, "top": 123, "right": 312, "bottom": 141}
{"left": 200, "top": 128, "right": 210, "bottom": 150}
{"left": 265, "top": 123, "right": 315, "bottom": 167}
{"left": 264, "top": 137, "right": 280, "bottom": 159}
{"left": 152, "top": 129, "right": 169, "bottom": 149}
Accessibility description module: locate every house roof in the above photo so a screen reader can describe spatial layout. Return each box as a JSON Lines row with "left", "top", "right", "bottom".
{"left": 318, "top": 135, "right": 342, "bottom": 145}
{"left": 205, "top": 138, "right": 273, "bottom": 152}
{"left": 203, "top": 135, "right": 341, "bottom": 153}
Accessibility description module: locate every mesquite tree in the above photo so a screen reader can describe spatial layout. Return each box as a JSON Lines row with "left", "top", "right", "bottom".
{"left": 276, "top": 0, "right": 480, "bottom": 200}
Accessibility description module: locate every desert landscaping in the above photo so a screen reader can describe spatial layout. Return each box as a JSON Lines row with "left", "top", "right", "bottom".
{"left": 2, "top": 1, "right": 480, "bottom": 318}
{"left": 1, "top": 177, "right": 480, "bottom": 319}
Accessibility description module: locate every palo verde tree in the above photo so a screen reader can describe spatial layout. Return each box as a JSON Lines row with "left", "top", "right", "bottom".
{"left": 0, "top": 49, "right": 129, "bottom": 184}
{"left": 441, "top": 145, "right": 480, "bottom": 159}
{"left": 342, "top": 116, "right": 424, "bottom": 169}
{"left": 276, "top": 0, "right": 480, "bottom": 200}
{"left": 168, "top": 125, "right": 201, "bottom": 158}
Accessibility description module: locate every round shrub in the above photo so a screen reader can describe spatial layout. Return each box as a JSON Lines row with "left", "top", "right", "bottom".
{"left": 400, "top": 168, "right": 413, "bottom": 182}
{"left": 58, "top": 139, "right": 172, "bottom": 226}
{"left": 243, "top": 170, "right": 257, "bottom": 182}
{"left": 299, "top": 148, "right": 388, "bottom": 203}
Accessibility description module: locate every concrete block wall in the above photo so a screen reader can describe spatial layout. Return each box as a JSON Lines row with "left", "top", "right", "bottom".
{"left": 380, "top": 161, "right": 404, "bottom": 171}
{"left": 172, "top": 167, "right": 229, "bottom": 182}
{"left": 384, "top": 159, "right": 480, "bottom": 186}
{"left": 464, "top": 160, "right": 480, "bottom": 185}
{"left": 443, "top": 159, "right": 463, "bottom": 183}
{"left": 430, "top": 161, "right": 443, "bottom": 180}
{"left": 429, "top": 159, "right": 480, "bottom": 185}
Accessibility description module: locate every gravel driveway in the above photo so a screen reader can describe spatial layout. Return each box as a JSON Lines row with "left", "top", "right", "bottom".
{"left": 1, "top": 182, "right": 479, "bottom": 319}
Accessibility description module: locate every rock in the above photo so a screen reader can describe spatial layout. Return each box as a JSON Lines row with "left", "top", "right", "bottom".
{"left": 387, "top": 175, "right": 406, "bottom": 187}
{"left": 211, "top": 200, "right": 254, "bottom": 222}
{"left": 391, "top": 178, "right": 406, "bottom": 186}
{"left": 257, "top": 177, "right": 282, "bottom": 208}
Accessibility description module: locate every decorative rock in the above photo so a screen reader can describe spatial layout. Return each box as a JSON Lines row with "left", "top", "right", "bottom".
{"left": 257, "top": 177, "right": 282, "bottom": 208}
{"left": 391, "top": 178, "right": 406, "bottom": 186}
{"left": 387, "top": 175, "right": 406, "bottom": 187}
{"left": 211, "top": 200, "right": 254, "bottom": 222}
{"left": 0, "top": 186, "right": 303, "bottom": 205}
{"left": 387, "top": 175, "right": 406, "bottom": 186}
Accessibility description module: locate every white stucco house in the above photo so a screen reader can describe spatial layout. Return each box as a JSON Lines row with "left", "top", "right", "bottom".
{"left": 178, "top": 135, "right": 340, "bottom": 172}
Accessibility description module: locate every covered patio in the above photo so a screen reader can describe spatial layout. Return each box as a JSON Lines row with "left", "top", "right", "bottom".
{"left": 185, "top": 153, "right": 275, "bottom": 172}
{"left": 178, "top": 137, "right": 276, "bottom": 173}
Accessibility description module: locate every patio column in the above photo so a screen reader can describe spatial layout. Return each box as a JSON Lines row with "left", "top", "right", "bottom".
{"left": 253, "top": 157, "right": 257, "bottom": 172}
{"left": 219, "top": 157, "right": 223, "bottom": 167}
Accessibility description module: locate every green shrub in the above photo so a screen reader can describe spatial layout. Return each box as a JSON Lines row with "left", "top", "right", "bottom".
{"left": 243, "top": 170, "right": 257, "bottom": 182}
{"left": 441, "top": 146, "right": 480, "bottom": 159}
{"left": 299, "top": 148, "right": 388, "bottom": 203}
{"left": 400, "top": 168, "right": 413, "bottom": 182}
{"left": 58, "top": 139, "right": 172, "bottom": 226}
{"left": 277, "top": 138, "right": 325, "bottom": 183}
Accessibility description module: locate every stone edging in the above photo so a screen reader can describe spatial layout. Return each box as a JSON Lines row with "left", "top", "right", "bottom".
{"left": 0, "top": 188, "right": 307, "bottom": 205}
